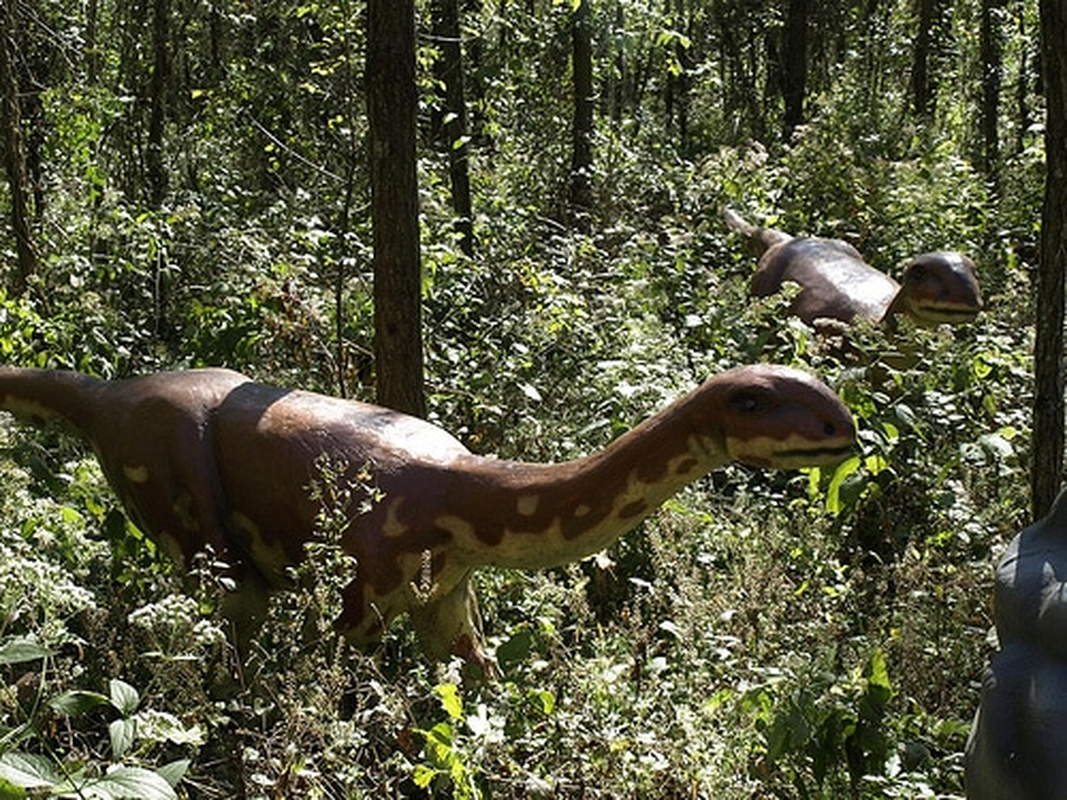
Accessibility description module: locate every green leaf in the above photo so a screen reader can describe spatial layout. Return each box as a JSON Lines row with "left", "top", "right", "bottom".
{"left": 825, "top": 455, "right": 861, "bottom": 515}
{"left": 412, "top": 764, "right": 436, "bottom": 789}
{"left": 496, "top": 627, "right": 532, "bottom": 667}
{"left": 57, "top": 765, "right": 178, "bottom": 800}
{"left": 109, "top": 679, "right": 140, "bottom": 715}
{"left": 0, "top": 637, "right": 54, "bottom": 666}
{"left": 534, "top": 689, "right": 555, "bottom": 715}
{"left": 110, "top": 717, "right": 137, "bottom": 759}
{"left": 0, "top": 752, "right": 58, "bottom": 789}
{"left": 434, "top": 683, "right": 463, "bottom": 721}
{"left": 861, "top": 648, "right": 894, "bottom": 716}
{"left": 49, "top": 689, "right": 110, "bottom": 717}
{"left": 0, "top": 776, "right": 26, "bottom": 800}
{"left": 154, "top": 760, "right": 190, "bottom": 789}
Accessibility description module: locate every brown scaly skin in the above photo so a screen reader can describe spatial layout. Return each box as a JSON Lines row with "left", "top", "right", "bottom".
{"left": 723, "top": 210, "right": 983, "bottom": 331}
{"left": 965, "top": 491, "right": 1067, "bottom": 799}
{"left": 0, "top": 364, "right": 855, "bottom": 665}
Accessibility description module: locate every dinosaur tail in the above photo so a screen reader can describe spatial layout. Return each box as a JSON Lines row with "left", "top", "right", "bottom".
{"left": 722, "top": 209, "right": 792, "bottom": 256}
{"left": 0, "top": 367, "right": 106, "bottom": 436}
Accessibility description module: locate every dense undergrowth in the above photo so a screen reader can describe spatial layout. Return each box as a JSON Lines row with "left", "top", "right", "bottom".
{"left": 0, "top": 29, "right": 1041, "bottom": 799}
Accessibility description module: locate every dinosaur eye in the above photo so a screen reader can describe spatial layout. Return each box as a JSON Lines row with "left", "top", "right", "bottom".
{"left": 908, "top": 262, "right": 927, "bottom": 280}
{"left": 729, "top": 389, "right": 773, "bottom": 414}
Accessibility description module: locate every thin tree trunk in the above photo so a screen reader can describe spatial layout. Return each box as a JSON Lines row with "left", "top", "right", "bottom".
{"left": 569, "top": 0, "right": 594, "bottom": 226}
{"left": 781, "top": 0, "right": 809, "bottom": 139}
{"left": 911, "top": 0, "right": 938, "bottom": 117}
{"left": 147, "top": 0, "right": 170, "bottom": 207}
{"left": 1032, "top": 0, "right": 1067, "bottom": 519}
{"left": 367, "top": 0, "right": 426, "bottom": 418}
{"left": 433, "top": 0, "right": 475, "bottom": 255}
{"left": 0, "top": 1, "right": 38, "bottom": 294}
{"left": 980, "top": 0, "right": 1004, "bottom": 192}
{"left": 1016, "top": 1, "right": 1032, "bottom": 156}
{"left": 664, "top": 0, "right": 692, "bottom": 152}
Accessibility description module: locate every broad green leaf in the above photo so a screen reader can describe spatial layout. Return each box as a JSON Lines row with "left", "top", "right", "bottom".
{"left": 49, "top": 689, "right": 110, "bottom": 717}
{"left": 825, "top": 455, "right": 861, "bottom": 515}
{"left": 0, "top": 637, "right": 54, "bottom": 666}
{"left": 154, "top": 760, "right": 190, "bottom": 789}
{"left": 110, "top": 717, "right": 137, "bottom": 759}
{"left": 863, "top": 453, "right": 888, "bottom": 475}
{"left": 0, "top": 752, "right": 58, "bottom": 789}
{"left": 496, "top": 628, "right": 532, "bottom": 667}
{"left": 57, "top": 765, "right": 178, "bottom": 800}
{"left": 109, "top": 679, "right": 140, "bottom": 716}
{"left": 422, "top": 722, "right": 455, "bottom": 767}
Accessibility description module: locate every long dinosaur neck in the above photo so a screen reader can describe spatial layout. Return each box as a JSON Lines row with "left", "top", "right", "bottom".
{"left": 0, "top": 368, "right": 106, "bottom": 434}
{"left": 436, "top": 391, "right": 729, "bottom": 570}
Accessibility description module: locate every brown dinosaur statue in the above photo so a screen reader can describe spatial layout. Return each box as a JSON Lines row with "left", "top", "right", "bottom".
{"left": 965, "top": 490, "right": 1067, "bottom": 799}
{"left": 723, "top": 209, "right": 983, "bottom": 331}
{"left": 0, "top": 364, "right": 855, "bottom": 666}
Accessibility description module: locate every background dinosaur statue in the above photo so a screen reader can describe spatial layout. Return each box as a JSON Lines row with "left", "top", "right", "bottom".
{"left": 965, "top": 490, "right": 1067, "bottom": 799}
{"left": 0, "top": 364, "right": 855, "bottom": 667}
{"left": 723, "top": 209, "right": 983, "bottom": 332}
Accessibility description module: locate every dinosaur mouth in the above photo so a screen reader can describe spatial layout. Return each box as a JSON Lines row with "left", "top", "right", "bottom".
{"left": 911, "top": 304, "right": 982, "bottom": 325}
{"left": 734, "top": 440, "right": 855, "bottom": 469}
{"left": 773, "top": 443, "right": 856, "bottom": 467}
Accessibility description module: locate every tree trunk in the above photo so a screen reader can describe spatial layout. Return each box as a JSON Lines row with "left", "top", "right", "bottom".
{"left": 1032, "top": 0, "right": 1067, "bottom": 519}
{"left": 569, "top": 0, "right": 594, "bottom": 226}
{"left": 367, "top": 0, "right": 426, "bottom": 418}
{"left": 980, "top": 0, "right": 1004, "bottom": 191}
{"left": 781, "top": 0, "right": 809, "bottom": 139}
{"left": 910, "top": 0, "right": 938, "bottom": 117}
{"left": 0, "top": 1, "right": 38, "bottom": 295}
{"left": 664, "top": 0, "right": 693, "bottom": 152}
{"left": 147, "top": 0, "right": 170, "bottom": 207}
{"left": 432, "top": 0, "right": 475, "bottom": 256}
{"left": 1015, "top": 1, "right": 1033, "bottom": 156}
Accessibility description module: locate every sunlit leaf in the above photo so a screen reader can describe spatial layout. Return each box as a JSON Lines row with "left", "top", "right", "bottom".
{"left": 434, "top": 683, "right": 463, "bottom": 721}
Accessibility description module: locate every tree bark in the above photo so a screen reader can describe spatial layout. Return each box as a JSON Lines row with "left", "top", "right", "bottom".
{"left": 910, "top": 0, "right": 939, "bottom": 117}
{"left": 781, "top": 0, "right": 809, "bottom": 139}
{"left": 980, "top": 0, "right": 1004, "bottom": 191}
{"left": 147, "top": 0, "right": 170, "bottom": 207}
{"left": 569, "top": 0, "right": 594, "bottom": 226}
{"left": 367, "top": 0, "right": 426, "bottom": 418}
{"left": 432, "top": 0, "right": 475, "bottom": 256}
{"left": 1015, "top": 1, "right": 1033, "bottom": 156}
{"left": 664, "top": 0, "right": 693, "bottom": 152}
{"left": 1032, "top": 0, "right": 1067, "bottom": 519}
{"left": 0, "top": 0, "right": 38, "bottom": 294}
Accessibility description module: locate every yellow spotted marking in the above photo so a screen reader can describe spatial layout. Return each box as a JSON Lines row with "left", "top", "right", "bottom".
{"left": 382, "top": 499, "right": 414, "bottom": 539}
{"left": 516, "top": 494, "right": 540, "bottom": 516}
{"left": 123, "top": 464, "right": 150, "bottom": 484}
{"left": 230, "top": 511, "right": 262, "bottom": 540}
{"left": 573, "top": 504, "right": 591, "bottom": 518}
{"left": 172, "top": 491, "right": 201, "bottom": 533}
{"left": 230, "top": 511, "right": 291, "bottom": 581}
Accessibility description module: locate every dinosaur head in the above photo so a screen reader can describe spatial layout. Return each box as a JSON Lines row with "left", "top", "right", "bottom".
{"left": 888, "top": 251, "right": 983, "bottom": 326}
{"left": 703, "top": 365, "right": 856, "bottom": 470}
